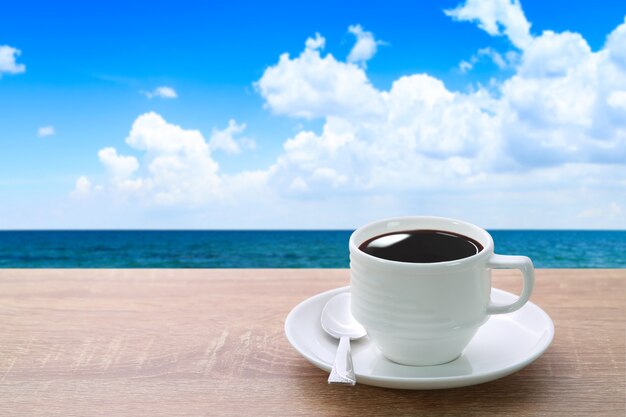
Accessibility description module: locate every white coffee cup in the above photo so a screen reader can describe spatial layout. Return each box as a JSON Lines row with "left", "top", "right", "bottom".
{"left": 349, "top": 216, "right": 534, "bottom": 366}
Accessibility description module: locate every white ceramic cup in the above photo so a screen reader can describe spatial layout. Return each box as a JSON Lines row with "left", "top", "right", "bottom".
{"left": 349, "top": 216, "right": 534, "bottom": 366}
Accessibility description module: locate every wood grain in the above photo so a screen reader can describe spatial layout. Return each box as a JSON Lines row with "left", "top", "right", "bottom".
{"left": 0, "top": 269, "right": 624, "bottom": 416}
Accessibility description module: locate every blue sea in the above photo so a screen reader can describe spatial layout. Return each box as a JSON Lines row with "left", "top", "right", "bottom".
{"left": 0, "top": 230, "right": 624, "bottom": 268}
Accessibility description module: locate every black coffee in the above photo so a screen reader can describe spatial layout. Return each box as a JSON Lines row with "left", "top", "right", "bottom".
{"left": 359, "top": 229, "right": 483, "bottom": 263}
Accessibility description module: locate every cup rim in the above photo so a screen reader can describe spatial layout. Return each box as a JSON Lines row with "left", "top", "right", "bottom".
{"left": 349, "top": 216, "right": 494, "bottom": 271}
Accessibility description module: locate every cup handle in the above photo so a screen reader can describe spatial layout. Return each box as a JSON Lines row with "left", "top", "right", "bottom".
{"left": 485, "top": 254, "right": 535, "bottom": 315}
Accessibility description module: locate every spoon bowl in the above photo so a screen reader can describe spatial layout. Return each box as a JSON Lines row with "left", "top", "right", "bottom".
{"left": 320, "top": 292, "right": 367, "bottom": 385}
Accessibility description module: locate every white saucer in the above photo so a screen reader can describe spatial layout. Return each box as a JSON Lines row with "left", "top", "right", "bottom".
{"left": 285, "top": 286, "right": 554, "bottom": 389}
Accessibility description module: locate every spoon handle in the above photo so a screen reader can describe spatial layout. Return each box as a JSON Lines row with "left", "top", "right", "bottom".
{"left": 328, "top": 336, "right": 356, "bottom": 385}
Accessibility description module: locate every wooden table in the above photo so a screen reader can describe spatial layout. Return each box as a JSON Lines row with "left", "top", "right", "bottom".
{"left": 0, "top": 269, "right": 624, "bottom": 416}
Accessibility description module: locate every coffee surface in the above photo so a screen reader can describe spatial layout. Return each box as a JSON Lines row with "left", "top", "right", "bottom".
{"left": 359, "top": 229, "right": 483, "bottom": 263}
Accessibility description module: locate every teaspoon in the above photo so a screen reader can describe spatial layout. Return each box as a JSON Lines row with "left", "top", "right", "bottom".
{"left": 320, "top": 292, "right": 367, "bottom": 385}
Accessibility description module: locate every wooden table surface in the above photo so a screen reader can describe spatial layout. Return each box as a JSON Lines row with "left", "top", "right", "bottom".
{"left": 0, "top": 269, "right": 624, "bottom": 416}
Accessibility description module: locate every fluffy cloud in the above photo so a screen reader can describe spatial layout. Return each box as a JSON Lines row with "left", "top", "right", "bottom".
{"left": 122, "top": 112, "right": 221, "bottom": 204}
{"left": 78, "top": 2, "right": 626, "bottom": 228}
{"left": 608, "top": 91, "right": 626, "bottom": 110}
{"left": 70, "top": 176, "right": 92, "bottom": 198}
{"left": 606, "top": 18, "right": 626, "bottom": 68}
{"left": 98, "top": 147, "right": 139, "bottom": 180}
{"left": 258, "top": 8, "right": 626, "bottom": 191}
{"left": 255, "top": 33, "right": 384, "bottom": 119}
{"left": 266, "top": 79, "right": 498, "bottom": 196}
{"left": 518, "top": 30, "right": 590, "bottom": 77}
{"left": 499, "top": 26, "right": 626, "bottom": 165}
{"left": 142, "top": 86, "right": 178, "bottom": 99}
{"left": 445, "top": 0, "right": 532, "bottom": 49}
{"left": 0, "top": 45, "right": 26, "bottom": 76}
{"left": 87, "top": 112, "right": 269, "bottom": 207}
{"left": 257, "top": 32, "right": 500, "bottom": 194}
{"left": 347, "top": 24, "right": 383, "bottom": 67}
{"left": 209, "top": 119, "right": 255, "bottom": 154}
{"left": 305, "top": 33, "right": 325, "bottom": 50}
{"left": 37, "top": 126, "right": 55, "bottom": 137}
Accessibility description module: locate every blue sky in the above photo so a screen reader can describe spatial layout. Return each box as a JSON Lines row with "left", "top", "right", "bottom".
{"left": 1, "top": 0, "right": 626, "bottom": 229}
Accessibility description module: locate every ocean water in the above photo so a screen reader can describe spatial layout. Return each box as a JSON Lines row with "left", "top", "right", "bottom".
{"left": 0, "top": 230, "right": 624, "bottom": 268}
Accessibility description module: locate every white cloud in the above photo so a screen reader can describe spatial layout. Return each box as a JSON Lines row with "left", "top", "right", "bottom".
{"left": 37, "top": 126, "right": 55, "bottom": 137}
{"left": 518, "top": 30, "right": 590, "bottom": 77}
{"left": 459, "top": 47, "right": 508, "bottom": 73}
{"left": 258, "top": 11, "right": 626, "bottom": 203}
{"left": 445, "top": 0, "right": 532, "bottom": 50}
{"left": 98, "top": 147, "right": 139, "bottom": 180}
{"left": 209, "top": 119, "right": 254, "bottom": 154}
{"left": 255, "top": 34, "right": 384, "bottom": 119}
{"left": 0, "top": 45, "right": 26, "bottom": 76}
{"left": 498, "top": 27, "right": 626, "bottom": 165}
{"left": 74, "top": 5, "right": 626, "bottom": 229}
{"left": 123, "top": 112, "right": 222, "bottom": 204}
{"left": 143, "top": 86, "right": 178, "bottom": 99}
{"left": 70, "top": 176, "right": 92, "bottom": 198}
{"left": 305, "top": 33, "right": 325, "bottom": 50}
{"left": 289, "top": 176, "right": 309, "bottom": 192}
{"left": 85, "top": 112, "right": 269, "bottom": 207}
{"left": 606, "top": 16, "right": 626, "bottom": 69}
{"left": 608, "top": 91, "right": 626, "bottom": 110}
{"left": 347, "top": 24, "right": 383, "bottom": 67}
